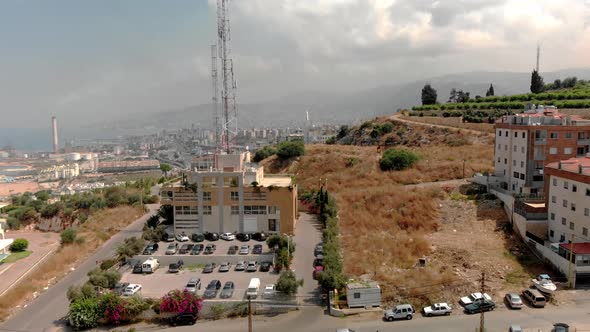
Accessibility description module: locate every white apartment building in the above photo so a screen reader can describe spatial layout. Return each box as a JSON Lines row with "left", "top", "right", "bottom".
{"left": 545, "top": 156, "right": 590, "bottom": 244}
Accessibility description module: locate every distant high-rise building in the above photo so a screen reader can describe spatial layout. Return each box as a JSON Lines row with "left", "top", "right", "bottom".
{"left": 51, "top": 116, "right": 59, "bottom": 153}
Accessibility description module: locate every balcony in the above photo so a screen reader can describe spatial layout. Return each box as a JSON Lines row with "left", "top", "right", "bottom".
{"left": 578, "top": 138, "right": 590, "bottom": 146}
{"left": 534, "top": 138, "right": 547, "bottom": 145}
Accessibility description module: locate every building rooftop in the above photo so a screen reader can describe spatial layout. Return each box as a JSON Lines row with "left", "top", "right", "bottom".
{"left": 346, "top": 280, "right": 380, "bottom": 289}
{"left": 546, "top": 156, "right": 590, "bottom": 177}
{"left": 496, "top": 106, "right": 589, "bottom": 126}
{"left": 560, "top": 242, "right": 590, "bottom": 255}
{"left": 259, "top": 175, "right": 292, "bottom": 187}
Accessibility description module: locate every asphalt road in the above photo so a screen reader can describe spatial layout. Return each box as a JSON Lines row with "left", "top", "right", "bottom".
{"left": 0, "top": 204, "right": 159, "bottom": 332}
{"left": 157, "top": 298, "right": 590, "bottom": 332}
{"left": 291, "top": 212, "right": 323, "bottom": 305}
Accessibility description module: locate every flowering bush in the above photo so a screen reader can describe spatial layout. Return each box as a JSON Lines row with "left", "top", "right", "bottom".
{"left": 99, "top": 293, "right": 126, "bottom": 324}
{"left": 159, "top": 290, "right": 203, "bottom": 315}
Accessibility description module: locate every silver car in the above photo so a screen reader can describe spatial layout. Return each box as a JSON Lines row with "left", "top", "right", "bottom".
{"left": 235, "top": 260, "right": 246, "bottom": 271}
{"left": 505, "top": 293, "right": 523, "bottom": 309}
{"left": 219, "top": 262, "right": 231, "bottom": 272}
{"left": 239, "top": 245, "right": 250, "bottom": 255}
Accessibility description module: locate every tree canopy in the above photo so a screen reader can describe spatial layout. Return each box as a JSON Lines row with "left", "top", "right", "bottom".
{"left": 530, "top": 69, "right": 545, "bottom": 93}
{"left": 485, "top": 84, "right": 495, "bottom": 97}
{"left": 421, "top": 84, "right": 437, "bottom": 105}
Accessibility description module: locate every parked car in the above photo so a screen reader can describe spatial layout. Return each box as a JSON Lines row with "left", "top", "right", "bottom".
{"left": 113, "top": 282, "right": 130, "bottom": 295}
{"left": 313, "top": 265, "right": 324, "bottom": 279}
{"left": 260, "top": 261, "right": 272, "bottom": 272}
{"left": 163, "top": 231, "right": 175, "bottom": 242}
{"left": 336, "top": 329, "right": 355, "bottom": 332}
{"left": 176, "top": 233, "right": 190, "bottom": 242}
{"left": 220, "top": 281, "right": 235, "bottom": 298}
{"left": 122, "top": 284, "right": 142, "bottom": 296}
{"left": 509, "top": 325, "right": 523, "bottom": 332}
{"left": 384, "top": 304, "right": 415, "bottom": 321}
{"left": 219, "top": 262, "right": 231, "bottom": 272}
{"left": 191, "top": 233, "right": 205, "bottom": 242}
{"left": 184, "top": 277, "right": 201, "bottom": 293}
{"left": 204, "top": 244, "right": 217, "bottom": 255}
{"left": 464, "top": 300, "right": 495, "bottom": 314}
{"left": 246, "top": 261, "right": 258, "bottom": 272}
{"left": 423, "top": 303, "right": 452, "bottom": 317}
{"left": 239, "top": 245, "right": 250, "bottom": 255}
{"left": 204, "top": 280, "right": 222, "bottom": 299}
{"left": 263, "top": 284, "right": 276, "bottom": 299}
{"left": 190, "top": 244, "right": 204, "bottom": 255}
{"left": 552, "top": 323, "right": 570, "bottom": 332}
{"left": 142, "top": 242, "right": 159, "bottom": 255}
{"left": 235, "top": 260, "right": 246, "bottom": 271}
{"left": 132, "top": 263, "right": 143, "bottom": 274}
{"left": 314, "top": 244, "right": 324, "bottom": 257}
{"left": 313, "top": 256, "right": 324, "bottom": 267}
{"left": 460, "top": 292, "right": 492, "bottom": 306}
{"left": 505, "top": 293, "right": 523, "bottom": 309}
{"left": 168, "top": 260, "right": 184, "bottom": 273}
{"left": 252, "top": 244, "right": 263, "bottom": 254}
{"left": 169, "top": 313, "right": 197, "bottom": 326}
{"left": 202, "top": 262, "right": 216, "bottom": 273}
{"left": 522, "top": 289, "right": 546, "bottom": 308}
{"left": 204, "top": 232, "right": 219, "bottom": 241}
{"left": 178, "top": 244, "right": 193, "bottom": 254}
{"left": 165, "top": 243, "right": 178, "bottom": 255}
{"left": 251, "top": 232, "right": 267, "bottom": 241}
{"left": 228, "top": 245, "right": 239, "bottom": 255}
{"left": 236, "top": 233, "right": 250, "bottom": 242}
{"left": 221, "top": 232, "right": 236, "bottom": 241}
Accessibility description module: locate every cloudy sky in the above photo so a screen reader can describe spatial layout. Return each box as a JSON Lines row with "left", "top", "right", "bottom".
{"left": 0, "top": 0, "right": 589, "bottom": 129}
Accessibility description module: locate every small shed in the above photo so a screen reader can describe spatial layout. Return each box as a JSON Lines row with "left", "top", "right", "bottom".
{"left": 346, "top": 281, "right": 381, "bottom": 308}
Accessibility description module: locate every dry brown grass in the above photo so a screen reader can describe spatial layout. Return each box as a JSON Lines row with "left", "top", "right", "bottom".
{"left": 262, "top": 137, "right": 495, "bottom": 304}
{"left": 400, "top": 116, "right": 495, "bottom": 133}
{"left": 0, "top": 206, "right": 144, "bottom": 321}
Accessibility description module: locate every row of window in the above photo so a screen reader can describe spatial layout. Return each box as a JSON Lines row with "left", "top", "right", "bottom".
{"left": 549, "top": 228, "right": 589, "bottom": 242}
{"left": 176, "top": 206, "right": 212, "bottom": 215}
{"left": 498, "top": 130, "right": 526, "bottom": 138}
{"left": 498, "top": 130, "right": 589, "bottom": 140}
{"left": 513, "top": 171, "right": 525, "bottom": 180}
{"left": 230, "top": 205, "right": 278, "bottom": 215}
{"left": 551, "top": 180, "right": 590, "bottom": 196}
{"left": 550, "top": 197, "right": 590, "bottom": 213}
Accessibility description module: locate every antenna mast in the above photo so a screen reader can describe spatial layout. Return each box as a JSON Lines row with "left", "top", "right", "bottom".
{"left": 217, "top": 0, "right": 238, "bottom": 154}
{"left": 211, "top": 44, "right": 221, "bottom": 152}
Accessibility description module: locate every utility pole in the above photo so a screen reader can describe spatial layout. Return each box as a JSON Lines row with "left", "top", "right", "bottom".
{"left": 248, "top": 297, "right": 253, "bottom": 332}
{"left": 568, "top": 233, "right": 575, "bottom": 288}
{"left": 479, "top": 272, "right": 485, "bottom": 332}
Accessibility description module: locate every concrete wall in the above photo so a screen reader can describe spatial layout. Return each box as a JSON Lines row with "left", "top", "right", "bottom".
{"left": 546, "top": 173, "right": 590, "bottom": 243}
{"left": 134, "top": 254, "right": 275, "bottom": 266}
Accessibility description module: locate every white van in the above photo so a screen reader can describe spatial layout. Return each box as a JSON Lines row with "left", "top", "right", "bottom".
{"left": 246, "top": 278, "right": 261, "bottom": 299}
{"left": 141, "top": 257, "right": 160, "bottom": 274}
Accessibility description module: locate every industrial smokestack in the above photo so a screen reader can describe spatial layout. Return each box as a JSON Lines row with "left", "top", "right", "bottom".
{"left": 52, "top": 116, "right": 58, "bottom": 153}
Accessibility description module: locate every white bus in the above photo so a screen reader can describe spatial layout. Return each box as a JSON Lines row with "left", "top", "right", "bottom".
{"left": 246, "top": 278, "right": 261, "bottom": 299}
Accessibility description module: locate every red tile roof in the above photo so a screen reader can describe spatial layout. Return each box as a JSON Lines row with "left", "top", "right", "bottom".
{"left": 546, "top": 157, "right": 590, "bottom": 177}
{"left": 559, "top": 242, "right": 590, "bottom": 254}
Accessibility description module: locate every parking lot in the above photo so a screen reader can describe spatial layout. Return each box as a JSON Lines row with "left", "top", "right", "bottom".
{"left": 123, "top": 237, "right": 279, "bottom": 300}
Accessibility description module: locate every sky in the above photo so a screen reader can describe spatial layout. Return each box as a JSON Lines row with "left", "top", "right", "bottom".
{"left": 0, "top": 0, "right": 589, "bottom": 130}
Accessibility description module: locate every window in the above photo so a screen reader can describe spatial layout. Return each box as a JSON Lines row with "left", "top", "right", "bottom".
{"left": 504, "top": 158, "right": 508, "bottom": 164}
{"left": 513, "top": 171, "right": 519, "bottom": 179}
{"left": 550, "top": 132, "right": 558, "bottom": 139}
{"left": 354, "top": 292, "right": 361, "bottom": 299}
{"left": 520, "top": 161, "right": 524, "bottom": 168}
{"left": 562, "top": 217, "right": 567, "bottom": 225}
{"left": 570, "top": 222, "right": 575, "bottom": 230}
{"left": 244, "top": 205, "right": 267, "bottom": 215}
{"left": 587, "top": 188, "right": 590, "bottom": 196}
{"left": 564, "top": 147, "right": 572, "bottom": 154}
{"left": 552, "top": 196, "right": 556, "bottom": 203}
{"left": 579, "top": 132, "right": 587, "bottom": 139}
{"left": 514, "top": 132, "right": 518, "bottom": 138}
{"left": 505, "top": 131, "right": 509, "bottom": 136}
{"left": 560, "top": 234, "right": 565, "bottom": 242}
{"left": 176, "top": 206, "right": 198, "bottom": 215}
{"left": 571, "top": 203, "right": 576, "bottom": 212}
{"left": 565, "top": 132, "right": 573, "bottom": 139}
{"left": 521, "top": 147, "right": 525, "bottom": 153}
{"left": 268, "top": 206, "right": 277, "bottom": 214}
{"left": 202, "top": 205, "right": 212, "bottom": 215}
{"left": 497, "top": 144, "right": 501, "bottom": 149}
{"left": 231, "top": 206, "right": 240, "bottom": 215}
{"left": 563, "top": 199, "right": 568, "bottom": 207}
{"left": 522, "top": 132, "right": 526, "bottom": 138}
{"left": 513, "top": 146, "right": 517, "bottom": 152}
{"left": 505, "top": 145, "right": 508, "bottom": 151}
{"left": 497, "top": 158, "right": 500, "bottom": 163}
{"left": 268, "top": 219, "right": 277, "bottom": 232}
{"left": 553, "top": 178, "right": 557, "bottom": 186}
{"left": 549, "top": 230, "right": 554, "bottom": 238}
{"left": 564, "top": 181, "right": 569, "bottom": 189}
{"left": 549, "top": 147, "right": 557, "bottom": 155}
{"left": 203, "top": 191, "right": 211, "bottom": 201}
{"left": 230, "top": 191, "right": 239, "bottom": 201}
{"left": 573, "top": 185, "right": 577, "bottom": 192}
{"left": 550, "top": 213, "right": 555, "bottom": 220}
{"left": 520, "top": 174, "right": 525, "bottom": 180}
{"left": 498, "top": 131, "right": 502, "bottom": 137}
{"left": 513, "top": 160, "right": 516, "bottom": 166}
{"left": 584, "top": 227, "right": 589, "bottom": 237}
{"left": 585, "top": 208, "right": 589, "bottom": 217}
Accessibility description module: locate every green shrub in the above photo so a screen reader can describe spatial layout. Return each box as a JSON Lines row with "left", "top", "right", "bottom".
{"left": 9, "top": 238, "right": 29, "bottom": 252}
{"left": 276, "top": 141, "right": 305, "bottom": 160}
{"left": 252, "top": 146, "right": 277, "bottom": 162}
{"left": 379, "top": 149, "right": 420, "bottom": 171}
{"left": 275, "top": 270, "right": 303, "bottom": 296}
{"left": 210, "top": 303, "right": 226, "bottom": 320}
{"left": 68, "top": 297, "right": 101, "bottom": 329}
{"left": 6, "top": 216, "right": 21, "bottom": 230}
{"left": 100, "top": 259, "right": 117, "bottom": 271}
{"left": 61, "top": 228, "right": 77, "bottom": 245}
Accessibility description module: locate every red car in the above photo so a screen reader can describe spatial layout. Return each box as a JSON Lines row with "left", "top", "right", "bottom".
{"left": 313, "top": 265, "right": 324, "bottom": 280}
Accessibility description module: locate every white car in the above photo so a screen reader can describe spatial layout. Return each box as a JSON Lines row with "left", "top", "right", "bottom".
{"left": 175, "top": 233, "right": 189, "bottom": 242}
{"left": 239, "top": 245, "right": 250, "bottom": 255}
{"left": 220, "top": 232, "right": 236, "bottom": 241}
{"left": 123, "top": 284, "right": 142, "bottom": 296}
{"left": 263, "top": 284, "right": 276, "bottom": 298}
{"left": 423, "top": 303, "right": 452, "bottom": 317}
{"left": 460, "top": 292, "right": 492, "bottom": 306}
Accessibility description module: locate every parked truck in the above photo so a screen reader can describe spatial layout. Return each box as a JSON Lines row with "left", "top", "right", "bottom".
{"left": 141, "top": 257, "right": 160, "bottom": 274}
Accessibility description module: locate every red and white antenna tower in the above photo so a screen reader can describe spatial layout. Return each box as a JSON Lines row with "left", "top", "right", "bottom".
{"left": 217, "top": 0, "right": 238, "bottom": 154}
{"left": 210, "top": 44, "right": 221, "bottom": 152}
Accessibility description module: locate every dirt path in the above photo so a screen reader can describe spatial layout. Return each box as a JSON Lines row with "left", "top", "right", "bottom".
{"left": 404, "top": 178, "right": 469, "bottom": 189}
{"left": 391, "top": 114, "right": 492, "bottom": 136}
